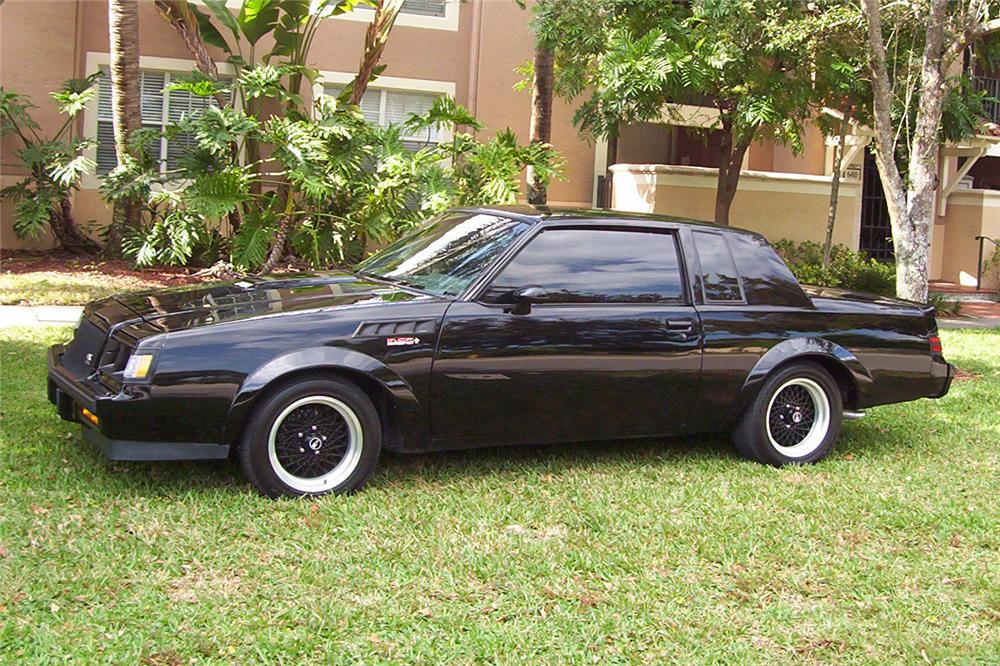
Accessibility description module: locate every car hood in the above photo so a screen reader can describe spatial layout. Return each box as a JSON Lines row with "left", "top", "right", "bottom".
{"left": 105, "top": 271, "right": 441, "bottom": 333}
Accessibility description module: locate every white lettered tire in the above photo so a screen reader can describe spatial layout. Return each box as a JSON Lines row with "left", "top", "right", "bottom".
{"left": 239, "top": 376, "right": 381, "bottom": 498}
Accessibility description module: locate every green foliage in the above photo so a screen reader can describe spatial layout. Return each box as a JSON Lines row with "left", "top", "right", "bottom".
{"left": 536, "top": 0, "right": 824, "bottom": 149}
{"left": 112, "top": 63, "right": 562, "bottom": 270}
{"left": 0, "top": 75, "right": 99, "bottom": 241}
{"left": 926, "top": 292, "right": 962, "bottom": 317}
{"left": 773, "top": 239, "right": 896, "bottom": 297}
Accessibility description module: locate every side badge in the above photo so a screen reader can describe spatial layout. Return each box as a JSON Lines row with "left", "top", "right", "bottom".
{"left": 386, "top": 336, "right": 421, "bottom": 347}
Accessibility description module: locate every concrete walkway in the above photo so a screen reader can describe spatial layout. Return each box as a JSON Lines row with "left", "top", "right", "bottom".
{"left": 0, "top": 305, "right": 83, "bottom": 328}
{"left": 938, "top": 316, "right": 1000, "bottom": 329}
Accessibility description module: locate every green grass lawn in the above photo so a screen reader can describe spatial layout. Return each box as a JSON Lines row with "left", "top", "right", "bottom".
{"left": 0, "top": 272, "right": 134, "bottom": 306}
{"left": 1, "top": 327, "right": 998, "bottom": 664}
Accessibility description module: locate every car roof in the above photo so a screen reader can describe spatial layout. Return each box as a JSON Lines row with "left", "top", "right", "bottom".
{"left": 456, "top": 205, "right": 763, "bottom": 238}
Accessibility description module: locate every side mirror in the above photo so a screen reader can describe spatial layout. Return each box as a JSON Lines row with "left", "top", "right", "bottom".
{"left": 508, "top": 286, "right": 546, "bottom": 315}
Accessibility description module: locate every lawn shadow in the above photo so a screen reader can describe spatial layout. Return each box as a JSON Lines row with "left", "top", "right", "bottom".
{"left": 56, "top": 405, "right": 958, "bottom": 497}
{"left": 375, "top": 431, "right": 737, "bottom": 487}
{"left": 62, "top": 429, "right": 737, "bottom": 498}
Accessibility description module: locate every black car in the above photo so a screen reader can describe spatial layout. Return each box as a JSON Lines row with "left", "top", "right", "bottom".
{"left": 48, "top": 207, "right": 954, "bottom": 497}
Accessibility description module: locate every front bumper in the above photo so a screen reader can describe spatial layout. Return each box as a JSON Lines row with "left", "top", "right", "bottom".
{"left": 48, "top": 344, "right": 229, "bottom": 461}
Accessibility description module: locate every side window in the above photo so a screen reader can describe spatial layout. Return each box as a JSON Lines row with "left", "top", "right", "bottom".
{"left": 693, "top": 231, "right": 744, "bottom": 302}
{"left": 483, "top": 228, "right": 686, "bottom": 304}
{"left": 727, "top": 233, "right": 810, "bottom": 307}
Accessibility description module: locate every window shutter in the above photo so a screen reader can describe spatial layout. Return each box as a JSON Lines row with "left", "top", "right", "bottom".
{"left": 359, "top": 89, "right": 382, "bottom": 125}
{"left": 385, "top": 90, "right": 438, "bottom": 144}
{"left": 401, "top": 0, "right": 446, "bottom": 17}
{"left": 323, "top": 85, "right": 381, "bottom": 125}
{"left": 96, "top": 121, "right": 117, "bottom": 175}
{"left": 140, "top": 71, "right": 166, "bottom": 125}
{"left": 97, "top": 70, "right": 113, "bottom": 121}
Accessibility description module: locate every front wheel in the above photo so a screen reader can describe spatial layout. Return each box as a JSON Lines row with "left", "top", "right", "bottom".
{"left": 239, "top": 377, "right": 381, "bottom": 498}
{"left": 732, "top": 362, "right": 843, "bottom": 466}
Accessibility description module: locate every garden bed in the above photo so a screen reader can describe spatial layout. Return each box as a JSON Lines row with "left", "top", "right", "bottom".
{"left": 1, "top": 251, "right": 206, "bottom": 305}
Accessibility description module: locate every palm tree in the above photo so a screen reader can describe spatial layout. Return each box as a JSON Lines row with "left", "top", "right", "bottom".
{"left": 106, "top": 0, "right": 141, "bottom": 256}
{"left": 526, "top": 41, "right": 554, "bottom": 204}
{"left": 522, "top": 0, "right": 555, "bottom": 205}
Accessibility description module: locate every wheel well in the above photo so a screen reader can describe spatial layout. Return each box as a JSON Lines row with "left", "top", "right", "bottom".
{"left": 773, "top": 354, "right": 858, "bottom": 410}
{"left": 233, "top": 367, "right": 401, "bottom": 451}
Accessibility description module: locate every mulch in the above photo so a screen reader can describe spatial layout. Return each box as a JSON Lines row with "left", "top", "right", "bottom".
{"left": 1, "top": 250, "right": 206, "bottom": 288}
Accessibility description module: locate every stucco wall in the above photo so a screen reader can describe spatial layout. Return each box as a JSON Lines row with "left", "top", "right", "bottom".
{"left": 611, "top": 164, "right": 861, "bottom": 250}
{"left": 1, "top": 0, "right": 596, "bottom": 252}
{"left": 937, "top": 189, "right": 1000, "bottom": 289}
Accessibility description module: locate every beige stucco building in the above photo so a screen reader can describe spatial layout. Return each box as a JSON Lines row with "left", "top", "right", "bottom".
{"left": 2, "top": 0, "right": 999, "bottom": 290}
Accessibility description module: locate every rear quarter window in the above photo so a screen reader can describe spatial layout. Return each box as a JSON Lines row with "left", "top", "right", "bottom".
{"left": 693, "top": 231, "right": 744, "bottom": 302}
{"left": 726, "top": 233, "right": 811, "bottom": 307}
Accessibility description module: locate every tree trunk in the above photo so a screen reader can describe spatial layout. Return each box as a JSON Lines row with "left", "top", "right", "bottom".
{"left": 603, "top": 130, "right": 618, "bottom": 208}
{"left": 526, "top": 42, "right": 554, "bottom": 205}
{"left": 823, "top": 111, "right": 851, "bottom": 267}
{"left": 50, "top": 197, "right": 100, "bottom": 255}
{"left": 861, "top": 0, "right": 950, "bottom": 303}
{"left": 350, "top": 0, "right": 404, "bottom": 104}
{"left": 261, "top": 216, "right": 292, "bottom": 274}
{"left": 106, "top": 0, "right": 142, "bottom": 257}
{"left": 153, "top": 0, "right": 226, "bottom": 106}
{"left": 714, "top": 118, "right": 753, "bottom": 226}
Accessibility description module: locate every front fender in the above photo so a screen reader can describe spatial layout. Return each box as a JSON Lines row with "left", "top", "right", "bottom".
{"left": 221, "top": 347, "right": 423, "bottom": 448}
{"left": 727, "top": 337, "right": 873, "bottom": 423}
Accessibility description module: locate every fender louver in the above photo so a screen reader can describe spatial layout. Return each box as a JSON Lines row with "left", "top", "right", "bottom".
{"left": 354, "top": 319, "right": 437, "bottom": 337}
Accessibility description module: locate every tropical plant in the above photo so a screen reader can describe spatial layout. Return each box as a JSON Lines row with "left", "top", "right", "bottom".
{"left": 147, "top": 0, "right": 404, "bottom": 268}
{"left": 105, "top": 81, "right": 562, "bottom": 272}
{"left": 0, "top": 78, "right": 101, "bottom": 254}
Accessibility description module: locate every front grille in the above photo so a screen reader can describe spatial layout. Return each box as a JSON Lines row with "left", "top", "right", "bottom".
{"left": 62, "top": 316, "right": 136, "bottom": 385}
{"left": 63, "top": 318, "right": 107, "bottom": 376}
{"left": 98, "top": 334, "right": 134, "bottom": 376}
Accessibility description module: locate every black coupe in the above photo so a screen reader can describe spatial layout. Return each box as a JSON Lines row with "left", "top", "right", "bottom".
{"left": 48, "top": 207, "right": 954, "bottom": 497}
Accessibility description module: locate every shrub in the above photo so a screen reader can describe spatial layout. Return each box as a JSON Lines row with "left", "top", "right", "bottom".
{"left": 927, "top": 292, "right": 962, "bottom": 317}
{"left": 772, "top": 239, "right": 896, "bottom": 297}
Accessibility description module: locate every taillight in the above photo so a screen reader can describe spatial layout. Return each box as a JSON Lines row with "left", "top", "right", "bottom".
{"left": 929, "top": 334, "right": 943, "bottom": 355}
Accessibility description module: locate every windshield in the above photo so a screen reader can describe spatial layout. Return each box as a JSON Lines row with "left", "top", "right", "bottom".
{"left": 356, "top": 212, "right": 533, "bottom": 296}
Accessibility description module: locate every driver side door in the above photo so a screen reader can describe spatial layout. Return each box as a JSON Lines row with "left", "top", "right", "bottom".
{"left": 430, "top": 225, "right": 703, "bottom": 448}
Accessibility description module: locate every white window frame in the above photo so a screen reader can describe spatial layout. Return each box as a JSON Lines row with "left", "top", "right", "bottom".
{"left": 82, "top": 52, "right": 237, "bottom": 190}
{"left": 336, "top": 0, "right": 458, "bottom": 31}
{"left": 313, "top": 71, "right": 456, "bottom": 146}
{"left": 212, "top": 0, "right": 459, "bottom": 31}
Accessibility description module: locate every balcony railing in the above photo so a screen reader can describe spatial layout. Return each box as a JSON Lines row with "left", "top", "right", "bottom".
{"left": 974, "top": 76, "right": 1000, "bottom": 125}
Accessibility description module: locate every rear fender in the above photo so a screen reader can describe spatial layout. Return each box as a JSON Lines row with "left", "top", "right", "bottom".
{"left": 727, "top": 337, "right": 873, "bottom": 423}
{"left": 221, "top": 347, "right": 424, "bottom": 448}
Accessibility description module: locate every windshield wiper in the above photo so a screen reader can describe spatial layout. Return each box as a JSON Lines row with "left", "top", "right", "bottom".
{"left": 354, "top": 270, "right": 429, "bottom": 293}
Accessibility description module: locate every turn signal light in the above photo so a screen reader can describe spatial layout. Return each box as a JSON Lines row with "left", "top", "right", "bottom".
{"left": 81, "top": 408, "right": 99, "bottom": 427}
{"left": 929, "top": 335, "right": 943, "bottom": 354}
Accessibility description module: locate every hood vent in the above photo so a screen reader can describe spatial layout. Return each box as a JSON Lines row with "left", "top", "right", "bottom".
{"left": 354, "top": 319, "right": 436, "bottom": 338}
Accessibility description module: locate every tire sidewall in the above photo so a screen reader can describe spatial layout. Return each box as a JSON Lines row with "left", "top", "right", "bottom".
{"left": 753, "top": 363, "right": 843, "bottom": 465}
{"left": 241, "top": 378, "right": 381, "bottom": 498}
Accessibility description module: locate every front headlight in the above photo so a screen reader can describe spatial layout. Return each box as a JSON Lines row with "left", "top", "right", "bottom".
{"left": 123, "top": 353, "right": 156, "bottom": 381}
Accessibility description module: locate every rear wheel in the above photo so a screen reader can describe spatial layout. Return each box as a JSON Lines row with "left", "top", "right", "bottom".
{"left": 239, "top": 377, "right": 381, "bottom": 498}
{"left": 732, "top": 362, "right": 843, "bottom": 465}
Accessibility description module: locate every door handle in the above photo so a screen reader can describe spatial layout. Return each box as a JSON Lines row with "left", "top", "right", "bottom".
{"left": 662, "top": 318, "right": 697, "bottom": 340}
